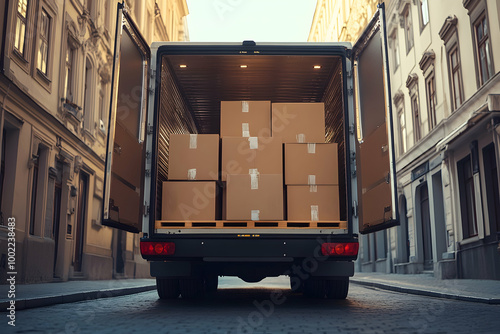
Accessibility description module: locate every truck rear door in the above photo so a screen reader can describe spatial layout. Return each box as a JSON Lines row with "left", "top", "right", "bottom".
{"left": 353, "top": 4, "right": 399, "bottom": 234}
{"left": 102, "top": 3, "right": 150, "bottom": 233}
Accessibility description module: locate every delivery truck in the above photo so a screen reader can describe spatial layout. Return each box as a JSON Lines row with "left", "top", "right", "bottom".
{"left": 102, "top": 3, "right": 399, "bottom": 299}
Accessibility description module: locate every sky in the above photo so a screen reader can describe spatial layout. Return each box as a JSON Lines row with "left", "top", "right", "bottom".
{"left": 186, "top": 0, "right": 318, "bottom": 42}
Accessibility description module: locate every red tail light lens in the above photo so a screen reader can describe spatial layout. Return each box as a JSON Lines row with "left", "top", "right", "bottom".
{"left": 321, "top": 242, "right": 359, "bottom": 256}
{"left": 140, "top": 241, "right": 175, "bottom": 255}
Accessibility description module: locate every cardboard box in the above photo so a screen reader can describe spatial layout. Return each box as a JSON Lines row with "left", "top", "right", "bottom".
{"left": 220, "top": 101, "right": 271, "bottom": 137}
{"left": 272, "top": 103, "right": 325, "bottom": 143}
{"left": 221, "top": 137, "right": 283, "bottom": 181}
{"left": 287, "top": 185, "right": 340, "bottom": 221}
{"left": 162, "top": 181, "right": 217, "bottom": 220}
{"left": 168, "top": 134, "right": 219, "bottom": 180}
{"left": 285, "top": 143, "right": 338, "bottom": 185}
{"left": 226, "top": 174, "right": 283, "bottom": 220}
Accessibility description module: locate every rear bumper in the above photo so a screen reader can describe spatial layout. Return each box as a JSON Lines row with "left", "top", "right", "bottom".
{"left": 150, "top": 260, "right": 354, "bottom": 278}
{"left": 141, "top": 235, "right": 358, "bottom": 260}
{"left": 142, "top": 235, "right": 357, "bottom": 279}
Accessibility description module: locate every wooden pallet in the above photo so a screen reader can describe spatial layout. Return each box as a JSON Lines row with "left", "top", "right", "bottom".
{"left": 155, "top": 220, "right": 348, "bottom": 229}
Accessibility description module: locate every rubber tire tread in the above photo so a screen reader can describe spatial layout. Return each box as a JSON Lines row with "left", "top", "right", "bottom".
{"left": 156, "top": 278, "right": 180, "bottom": 299}
{"left": 325, "top": 277, "right": 349, "bottom": 299}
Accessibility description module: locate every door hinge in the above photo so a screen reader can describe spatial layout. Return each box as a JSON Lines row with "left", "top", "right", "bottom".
{"left": 147, "top": 124, "right": 154, "bottom": 134}
{"left": 148, "top": 68, "right": 156, "bottom": 80}
{"left": 143, "top": 203, "right": 149, "bottom": 217}
{"left": 353, "top": 201, "right": 358, "bottom": 218}
{"left": 348, "top": 87, "right": 354, "bottom": 96}
{"left": 346, "top": 48, "right": 352, "bottom": 59}
{"left": 346, "top": 70, "right": 352, "bottom": 78}
{"left": 349, "top": 125, "right": 355, "bottom": 135}
{"left": 351, "top": 151, "right": 357, "bottom": 177}
{"left": 145, "top": 151, "right": 151, "bottom": 160}
{"left": 145, "top": 169, "right": 151, "bottom": 177}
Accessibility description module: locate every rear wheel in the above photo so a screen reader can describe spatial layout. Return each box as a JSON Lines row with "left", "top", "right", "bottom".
{"left": 179, "top": 278, "right": 205, "bottom": 299}
{"left": 156, "top": 278, "right": 180, "bottom": 299}
{"left": 205, "top": 275, "right": 218, "bottom": 293}
{"left": 325, "top": 277, "right": 349, "bottom": 299}
{"left": 303, "top": 278, "right": 326, "bottom": 298}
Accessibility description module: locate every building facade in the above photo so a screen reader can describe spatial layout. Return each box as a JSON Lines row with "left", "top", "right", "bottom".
{"left": 310, "top": 0, "right": 500, "bottom": 280}
{"left": 0, "top": 0, "right": 189, "bottom": 283}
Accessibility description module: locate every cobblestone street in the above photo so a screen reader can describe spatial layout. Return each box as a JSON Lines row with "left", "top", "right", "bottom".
{"left": 8, "top": 277, "right": 500, "bottom": 334}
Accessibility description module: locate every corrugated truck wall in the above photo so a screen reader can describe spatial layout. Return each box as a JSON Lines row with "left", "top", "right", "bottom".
{"left": 156, "top": 57, "right": 198, "bottom": 220}
{"left": 323, "top": 60, "right": 346, "bottom": 220}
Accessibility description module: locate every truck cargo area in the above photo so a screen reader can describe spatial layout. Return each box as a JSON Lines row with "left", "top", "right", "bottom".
{"left": 152, "top": 44, "right": 350, "bottom": 233}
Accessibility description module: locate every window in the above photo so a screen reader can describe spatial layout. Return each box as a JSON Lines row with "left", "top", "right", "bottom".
{"left": 482, "top": 144, "right": 500, "bottom": 234}
{"left": 448, "top": 46, "right": 464, "bottom": 110}
{"left": 426, "top": 73, "right": 437, "bottom": 130}
{"left": 29, "top": 147, "right": 40, "bottom": 235}
{"left": 473, "top": 13, "right": 494, "bottom": 86}
{"left": 86, "top": 0, "right": 94, "bottom": 18}
{"left": 403, "top": 8, "right": 414, "bottom": 53}
{"left": 99, "top": 82, "right": 107, "bottom": 132}
{"left": 419, "top": 51, "right": 436, "bottom": 131}
{"left": 406, "top": 74, "right": 420, "bottom": 143}
{"left": 398, "top": 105, "right": 407, "bottom": 155}
{"left": 64, "top": 42, "right": 75, "bottom": 102}
{"left": 14, "top": 0, "right": 29, "bottom": 56}
{"left": 394, "top": 92, "right": 406, "bottom": 155}
{"left": 457, "top": 155, "right": 478, "bottom": 239}
{"left": 104, "top": 0, "right": 110, "bottom": 31}
{"left": 390, "top": 29, "right": 400, "bottom": 72}
{"left": 419, "top": 0, "right": 429, "bottom": 30}
{"left": 83, "top": 58, "right": 94, "bottom": 134}
{"left": 37, "top": 9, "right": 51, "bottom": 75}
{"left": 411, "top": 93, "right": 420, "bottom": 142}
{"left": 464, "top": 0, "right": 495, "bottom": 88}
{"left": 439, "top": 16, "right": 464, "bottom": 112}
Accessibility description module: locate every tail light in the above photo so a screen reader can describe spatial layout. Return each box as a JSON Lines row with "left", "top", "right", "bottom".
{"left": 140, "top": 241, "right": 175, "bottom": 255}
{"left": 321, "top": 242, "right": 359, "bottom": 256}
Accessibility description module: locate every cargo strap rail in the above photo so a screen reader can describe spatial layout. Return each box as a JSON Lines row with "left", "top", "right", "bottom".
{"left": 155, "top": 220, "right": 348, "bottom": 229}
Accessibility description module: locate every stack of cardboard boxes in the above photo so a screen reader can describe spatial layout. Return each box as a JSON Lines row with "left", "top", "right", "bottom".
{"left": 222, "top": 101, "right": 283, "bottom": 220}
{"left": 161, "top": 134, "right": 219, "bottom": 220}
{"left": 273, "top": 103, "right": 340, "bottom": 221}
{"left": 162, "top": 101, "right": 340, "bottom": 222}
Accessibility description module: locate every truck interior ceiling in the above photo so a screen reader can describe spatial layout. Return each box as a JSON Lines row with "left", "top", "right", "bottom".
{"left": 155, "top": 53, "right": 347, "bottom": 222}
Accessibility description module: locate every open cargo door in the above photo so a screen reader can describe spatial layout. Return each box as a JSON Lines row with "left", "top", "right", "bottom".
{"left": 353, "top": 3, "right": 399, "bottom": 234}
{"left": 102, "top": 3, "right": 150, "bottom": 233}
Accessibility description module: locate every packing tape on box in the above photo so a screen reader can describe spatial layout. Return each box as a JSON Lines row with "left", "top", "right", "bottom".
{"left": 187, "top": 168, "right": 197, "bottom": 180}
{"left": 308, "top": 174, "right": 316, "bottom": 186}
{"left": 242, "top": 101, "right": 249, "bottom": 113}
{"left": 249, "top": 168, "right": 259, "bottom": 175}
{"left": 250, "top": 173, "right": 259, "bottom": 189}
{"left": 251, "top": 209, "right": 260, "bottom": 221}
{"left": 307, "top": 143, "right": 316, "bottom": 154}
{"left": 310, "top": 205, "right": 319, "bottom": 221}
{"left": 242, "top": 123, "right": 250, "bottom": 137}
{"left": 248, "top": 137, "right": 258, "bottom": 149}
{"left": 189, "top": 134, "right": 197, "bottom": 149}
{"left": 309, "top": 185, "right": 318, "bottom": 192}
{"left": 296, "top": 133, "right": 305, "bottom": 143}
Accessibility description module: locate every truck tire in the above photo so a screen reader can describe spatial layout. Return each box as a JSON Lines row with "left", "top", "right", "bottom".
{"left": 289, "top": 275, "right": 304, "bottom": 293}
{"left": 325, "top": 277, "right": 349, "bottom": 299}
{"left": 156, "top": 278, "right": 180, "bottom": 299}
{"left": 179, "top": 278, "right": 205, "bottom": 299}
{"left": 303, "top": 278, "right": 326, "bottom": 298}
{"left": 205, "top": 275, "right": 218, "bottom": 293}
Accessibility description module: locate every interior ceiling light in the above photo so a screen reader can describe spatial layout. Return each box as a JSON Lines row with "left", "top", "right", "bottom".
{"left": 240, "top": 65, "right": 248, "bottom": 68}
{"left": 179, "top": 64, "right": 187, "bottom": 68}
{"left": 313, "top": 65, "right": 321, "bottom": 69}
